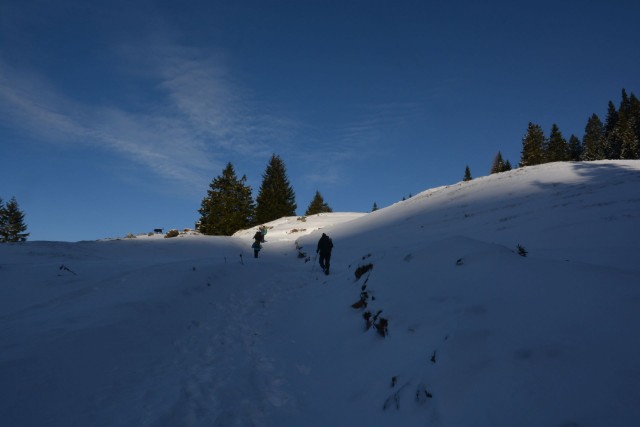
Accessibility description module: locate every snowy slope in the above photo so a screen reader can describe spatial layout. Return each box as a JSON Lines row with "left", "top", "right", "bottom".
{"left": 1, "top": 161, "right": 640, "bottom": 427}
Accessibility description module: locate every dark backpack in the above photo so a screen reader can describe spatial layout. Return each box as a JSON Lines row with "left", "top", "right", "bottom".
{"left": 318, "top": 235, "right": 333, "bottom": 253}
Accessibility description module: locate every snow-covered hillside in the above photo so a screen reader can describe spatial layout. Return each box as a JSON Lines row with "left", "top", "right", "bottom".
{"left": 1, "top": 161, "right": 640, "bottom": 427}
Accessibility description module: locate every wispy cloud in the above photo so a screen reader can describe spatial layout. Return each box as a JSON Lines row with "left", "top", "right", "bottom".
{"left": 1, "top": 41, "right": 428, "bottom": 198}
{"left": 297, "top": 101, "right": 427, "bottom": 186}
{"left": 0, "top": 44, "right": 293, "bottom": 192}
{"left": 0, "top": 64, "right": 86, "bottom": 141}
{"left": 118, "top": 42, "right": 300, "bottom": 157}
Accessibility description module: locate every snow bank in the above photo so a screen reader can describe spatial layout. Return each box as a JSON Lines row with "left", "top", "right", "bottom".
{"left": 1, "top": 161, "right": 640, "bottom": 426}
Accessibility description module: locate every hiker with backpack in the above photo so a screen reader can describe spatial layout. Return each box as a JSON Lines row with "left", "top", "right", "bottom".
{"left": 259, "top": 225, "right": 268, "bottom": 241}
{"left": 316, "top": 233, "right": 333, "bottom": 275}
{"left": 252, "top": 239, "right": 262, "bottom": 258}
{"left": 251, "top": 226, "right": 269, "bottom": 258}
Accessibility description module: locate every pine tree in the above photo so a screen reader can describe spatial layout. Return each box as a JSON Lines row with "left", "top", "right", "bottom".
{"left": 2, "top": 197, "right": 29, "bottom": 242}
{"left": 490, "top": 152, "right": 505, "bottom": 174}
{"left": 620, "top": 89, "right": 631, "bottom": 117}
{"left": 619, "top": 113, "right": 639, "bottom": 159}
{"left": 254, "top": 154, "right": 297, "bottom": 224}
{"left": 630, "top": 92, "right": 640, "bottom": 147}
{"left": 463, "top": 165, "right": 472, "bottom": 181}
{"left": 504, "top": 160, "right": 512, "bottom": 171}
{"left": 0, "top": 198, "right": 6, "bottom": 242}
{"left": 520, "top": 122, "right": 546, "bottom": 166}
{"left": 546, "top": 124, "right": 567, "bottom": 162}
{"left": 567, "top": 134, "right": 582, "bottom": 161}
{"left": 603, "top": 101, "right": 621, "bottom": 159}
{"left": 305, "top": 191, "right": 333, "bottom": 215}
{"left": 197, "top": 162, "right": 255, "bottom": 236}
{"left": 618, "top": 90, "right": 639, "bottom": 159}
{"left": 372, "top": 202, "right": 379, "bottom": 212}
{"left": 582, "top": 114, "right": 605, "bottom": 160}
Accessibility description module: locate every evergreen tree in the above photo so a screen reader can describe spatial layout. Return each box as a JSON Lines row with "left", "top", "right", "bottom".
{"left": 305, "top": 191, "right": 333, "bottom": 215}
{"left": 619, "top": 113, "right": 639, "bottom": 159}
{"left": 198, "top": 162, "right": 254, "bottom": 236}
{"left": 620, "top": 88, "right": 631, "bottom": 117}
{"left": 372, "top": 202, "right": 379, "bottom": 212}
{"left": 582, "top": 114, "right": 605, "bottom": 160}
{"left": 490, "top": 152, "right": 506, "bottom": 174}
{"left": 567, "top": 134, "right": 583, "bottom": 161}
{"left": 504, "top": 160, "right": 512, "bottom": 171}
{"left": 0, "top": 198, "right": 6, "bottom": 242}
{"left": 546, "top": 124, "right": 567, "bottom": 162}
{"left": 630, "top": 92, "right": 640, "bottom": 146}
{"left": 2, "top": 197, "right": 29, "bottom": 242}
{"left": 603, "top": 101, "right": 621, "bottom": 159}
{"left": 463, "top": 165, "right": 472, "bottom": 181}
{"left": 520, "top": 122, "right": 546, "bottom": 166}
{"left": 254, "top": 154, "right": 297, "bottom": 224}
{"left": 618, "top": 90, "right": 639, "bottom": 159}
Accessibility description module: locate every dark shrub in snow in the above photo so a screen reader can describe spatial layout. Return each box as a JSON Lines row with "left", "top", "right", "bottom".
{"left": 517, "top": 244, "right": 528, "bottom": 257}
{"left": 355, "top": 263, "right": 373, "bottom": 279}
{"left": 165, "top": 229, "right": 180, "bottom": 238}
{"left": 375, "top": 317, "right": 389, "bottom": 337}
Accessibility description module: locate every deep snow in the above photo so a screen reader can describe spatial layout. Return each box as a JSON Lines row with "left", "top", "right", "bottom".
{"left": 1, "top": 161, "right": 640, "bottom": 426}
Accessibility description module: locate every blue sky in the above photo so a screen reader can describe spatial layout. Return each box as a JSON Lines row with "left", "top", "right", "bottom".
{"left": 1, "top": 0, "right": 639, "bottom": 241}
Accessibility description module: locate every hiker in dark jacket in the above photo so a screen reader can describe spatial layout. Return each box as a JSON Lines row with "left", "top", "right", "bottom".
{"left": 316, "top": 233, "right": 333, "bottom": 275}
{"left": 252, "top": 240, "right": 262, "bottom": 258}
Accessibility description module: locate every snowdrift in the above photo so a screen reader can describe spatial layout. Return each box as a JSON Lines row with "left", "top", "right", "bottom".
{"left": 1, "top": 161, "right": 639, "bottom": 427}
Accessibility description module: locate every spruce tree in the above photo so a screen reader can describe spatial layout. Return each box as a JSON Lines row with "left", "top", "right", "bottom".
{"left": 567, "top": 134, "right": 582, "bottom": 161}
{"left": 463, "top": 165, "right": 472, "bottom": 181}
{"left": 582, "top": 114, "right": 605, "bottom": 160}
{"left": 520, "top": 122, "right": 546, "bottom": 166}
{"left": 490, "top": 152, "right": 505, "bottom": 174}
{"left": 620, "top": 89, "right": 631, "bottom": 117}
{"left": 618, "top": 90, "right": 639, "bottom": 159}
{"left": 603, "top": 101, "right": 621, "bottom": 159}
{"left": 372, "top": 202, "right": 379, "bottom": 212}
{"left": 546, "top": 124, "right": 567, "bottom": 162}
{"left": 198, "top": 162, "right": 254, "bottom": 236}
{"left": 254, "top": 154, "right": 297, "bottom": 224}
{"left": 630, "top": 92, "right": 640, "bottom": 147}
{"left": 2, "top": 197, "right": 29, "bottom": 242}
{"left": 0, "top": 198, "right": 6, "bottom": 242}
{"left": 305, "top": 191, "right": 333, "bottom": 215}
{"left": 619, "top": 113, "right": 639, "bottom": 159}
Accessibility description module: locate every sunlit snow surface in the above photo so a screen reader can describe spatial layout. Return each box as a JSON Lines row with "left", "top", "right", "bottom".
{"left": 2, "top": 161, "right": 640, "bottom": 426}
